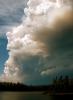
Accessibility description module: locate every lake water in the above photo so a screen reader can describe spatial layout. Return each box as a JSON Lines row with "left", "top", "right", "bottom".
{"left": 0, "top": 92, "right": 53, "bottom": 100}
{"left": 0, "top": 92, "right": 68, "bottom": 100}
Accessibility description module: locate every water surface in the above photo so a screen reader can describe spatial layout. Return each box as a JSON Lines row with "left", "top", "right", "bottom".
{"left": 0, "top": 92, "right": 52, "bottom": 100}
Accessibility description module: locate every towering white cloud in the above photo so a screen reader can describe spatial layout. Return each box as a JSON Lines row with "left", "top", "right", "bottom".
{"left": 1, "top": 0, "right": 73, "bottom": 83}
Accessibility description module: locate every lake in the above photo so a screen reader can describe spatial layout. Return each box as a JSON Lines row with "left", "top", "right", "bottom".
{"left": 0, "top": 92, "right": 53, "bottom": 100}
{"left": 0, "top": 92, "right": 68, "bottom": 100}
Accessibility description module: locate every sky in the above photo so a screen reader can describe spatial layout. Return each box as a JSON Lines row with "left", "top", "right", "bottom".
{"left": 0, "top": 0, "right": 73, "bottom": 85}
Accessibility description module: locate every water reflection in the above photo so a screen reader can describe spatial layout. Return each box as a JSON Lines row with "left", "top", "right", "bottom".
{"left": 0, "top": 92, "right": 52, "bottom": 100}
{"left": 0, "top": 92, "right": 19, "bottom": 100}
{"left": 0, "top": 92, "right": 70, "bottom": 100}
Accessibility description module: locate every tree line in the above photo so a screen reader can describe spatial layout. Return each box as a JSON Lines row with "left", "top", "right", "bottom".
{"left": 0, "top": 75, "right": 73, "bottom": 92}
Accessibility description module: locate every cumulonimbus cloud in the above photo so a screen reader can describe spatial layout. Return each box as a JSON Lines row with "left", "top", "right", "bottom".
{"left": 0, "top": 0, "right": 73, "bottom": 84}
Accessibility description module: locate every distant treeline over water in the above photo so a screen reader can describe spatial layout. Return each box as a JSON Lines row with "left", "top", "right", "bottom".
{"left": 0, "top": 76, "right": 73, "bottom": 93}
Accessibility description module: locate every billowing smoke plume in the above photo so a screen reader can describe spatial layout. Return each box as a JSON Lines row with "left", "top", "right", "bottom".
{"left": 1, "top": 0, "right": 73, "bottom": 83}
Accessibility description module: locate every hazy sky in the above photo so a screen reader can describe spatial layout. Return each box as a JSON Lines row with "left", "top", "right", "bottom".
{"left": 0, "top": 0, "right": 73, "bottom": 85}
{"left": 0, "top": 0, "right": 27, "bottom": 81}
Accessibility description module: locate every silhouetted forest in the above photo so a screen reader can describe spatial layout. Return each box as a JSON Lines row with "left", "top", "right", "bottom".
{"left": 0, "top": 75, "right": 73, "bottom": 94}
{"left": 52, "top": 75, "right": 73, "bottom": 93}
{"left": 0, "top": 82, "right": 49, "bottom": 91}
